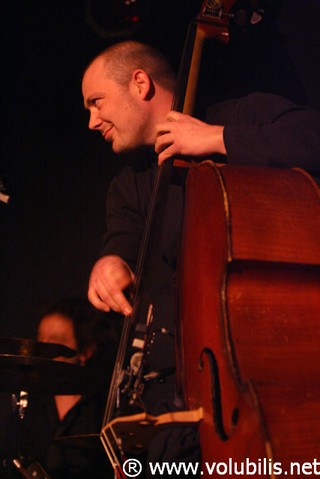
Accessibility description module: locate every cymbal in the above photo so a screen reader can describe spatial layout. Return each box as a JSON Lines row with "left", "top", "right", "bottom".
{"left": 0, "top": 355, "right": 103, "bottom": 395}
{"left": 0, "top": 337, "right": 76, "bottom": 359}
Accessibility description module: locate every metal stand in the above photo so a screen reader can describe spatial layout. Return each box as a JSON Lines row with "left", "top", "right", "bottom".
{"left": 13, "top": 458, "right": 52, "bottom": 479}
{"left": 12, "top": 391, "right": 51, "bottom": 479}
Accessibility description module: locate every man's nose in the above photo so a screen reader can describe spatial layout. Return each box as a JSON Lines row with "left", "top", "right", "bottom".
{"left": 88, "top": 111, "right": 102, "bottom": 131}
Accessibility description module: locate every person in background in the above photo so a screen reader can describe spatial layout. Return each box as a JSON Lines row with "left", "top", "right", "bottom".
{"left": 2, "top": 296, "right": 117, "bottom": 479}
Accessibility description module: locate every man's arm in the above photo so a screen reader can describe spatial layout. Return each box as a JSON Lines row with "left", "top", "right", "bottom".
{"left": 88, "top": 164, "right": 152, "bottom": 315}
{"left": 155, "top": 93, "right": 320, "bottom": 177}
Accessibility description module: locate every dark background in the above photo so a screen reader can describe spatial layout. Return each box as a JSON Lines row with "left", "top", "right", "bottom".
{"left": 1, "top": 0, "right": 320, "bottom": 339}
{"left": 0, "top": 0, "right": 200, "bottom": 338}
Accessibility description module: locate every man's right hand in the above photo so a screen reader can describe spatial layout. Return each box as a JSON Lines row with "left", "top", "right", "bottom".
{"left": 88, "top": 255, "right": 134, "bottom": 315}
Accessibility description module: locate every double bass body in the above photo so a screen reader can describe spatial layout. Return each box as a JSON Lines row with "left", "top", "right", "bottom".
{"left": 177, "top": 161, "right": 320, "bottom": 477}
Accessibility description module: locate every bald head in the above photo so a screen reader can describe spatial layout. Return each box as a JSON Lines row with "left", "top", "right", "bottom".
{"left": 85, "top": 41, "right": 176, "bottom": 93}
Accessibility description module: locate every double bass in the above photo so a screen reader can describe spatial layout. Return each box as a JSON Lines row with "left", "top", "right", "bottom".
{"left": 100, "top": 1, "right": 320, "bottom": 477}
{"left": 178, "top": 162, "right": 320, "bottom": 476}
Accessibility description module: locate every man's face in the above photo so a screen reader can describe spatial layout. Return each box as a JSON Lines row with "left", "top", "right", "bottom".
{"left": 38, "top": 313, "right": 79, "bottom": 365}
{"left": 82, "top": 57, "right": 151, "bottom": 153}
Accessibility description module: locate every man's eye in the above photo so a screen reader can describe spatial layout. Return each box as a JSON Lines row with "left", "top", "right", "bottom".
{"left": 93, "top": 98, "right": 102, "bottom": 107}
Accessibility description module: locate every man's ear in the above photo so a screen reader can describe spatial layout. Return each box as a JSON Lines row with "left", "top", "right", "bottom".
{"left": 130, "top": 69, "right": 154, "bottom": 100}
{"left": 79, "top": 344, "right": 96, "bottom": 366}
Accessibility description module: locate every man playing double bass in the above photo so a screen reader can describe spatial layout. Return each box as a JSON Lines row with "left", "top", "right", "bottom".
{"left": 82, "top": 40, "right": 320, "bottom": 476}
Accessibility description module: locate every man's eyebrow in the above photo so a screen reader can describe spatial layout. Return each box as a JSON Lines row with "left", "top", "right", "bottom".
{"left": 84, "top": 98, "right": 93, "bottom": 108}
{"left": 84, "top": 93, "right": 104, "bottom": 108}
{"left": 84, "top": 97, "right": 95, "bottom": 108}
